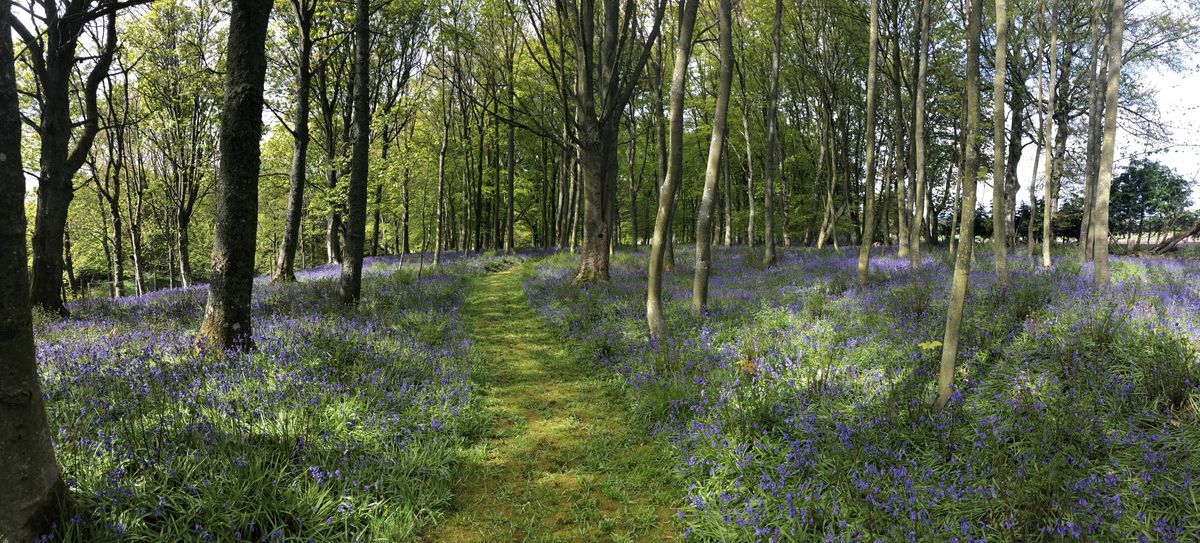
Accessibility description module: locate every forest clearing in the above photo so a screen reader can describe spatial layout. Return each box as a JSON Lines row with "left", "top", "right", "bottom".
{"left": 3, "top": 0, "right": 1200, "bottom": 540}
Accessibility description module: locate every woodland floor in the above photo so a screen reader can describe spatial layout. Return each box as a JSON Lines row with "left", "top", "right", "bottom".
{"left": 422, "top": 264, "right": 681, "bottom": 542}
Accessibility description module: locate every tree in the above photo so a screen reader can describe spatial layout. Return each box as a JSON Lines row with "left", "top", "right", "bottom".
{"left": 647, "top": 0, "right": 699, "bottom": 336}
{"left": 13, "top": 0, "right": 128, "bottom": 314}
{"left": 1090, "top": 0, "right": 1124, "bottom": 287}
{"left": 127, "top": 0, "right": 223, "bottom": 288}
{"left": 547, "top": 0, "right": 666, "bottom": 283}
{"left": 197, "top": 0, "right": 274, "bottom": 351}
{"left": 1039, "top": 0, "right": 1058, "bottom": 268}
{"left": 909, "top": 0, "right": 931, "bottom": 266}
{"left": 991, "top": 0, "right": 1010, "bottom": 286}
{"left": 273, "top": 0, "right": 317, "bottom": 282}
{"left": 692, "top": 0, "right": 733, "bottom": 317}
{"left": 338, "top": 0, "right": 370, "bottom": 304}
{"left": 936, "top": 0, "right": 983, "bottom": 411}
{"left": 855, "top": 0, "right": 881, "bottom": 288}
{"left": 1, "top": 0, "right": 66, "bottom": 535}
{"left": 762, "top": 0, "right": 781, "bottom": 267}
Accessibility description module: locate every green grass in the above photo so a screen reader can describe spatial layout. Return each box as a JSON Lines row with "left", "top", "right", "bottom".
{"left": 422, "top": 263, "right": 681, "bottom": 543}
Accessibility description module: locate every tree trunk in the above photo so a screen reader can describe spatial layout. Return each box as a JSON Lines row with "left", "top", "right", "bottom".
{"left": 197, "top": 0, "right": 272, "bottom": 351}
{"left": 1040, "top": 3, "right": 1058, "bottom": 267}
{"left": 646, "top": 0, "right": 699, "bottom": 335}
{"left": 910, "top": 85, "right": 928, "bottom": 261}
{"left": 991, "top": 0, "right": 1010, "bottom": 286}
{"left": 176, "top": 216, "right": 193, "bottom": 287}
{"left": 936, "top": 0, "right": 982, "bottom": 412}
{"left": 273, "top": 0, "right": 313, "bottom": 282}
{"left": 27, "top": 7, "right": 117, "bottom": 316}
{"left": 0, "top": 1, "right": 66, "bottom": 535}
{"left": 762, "top": 0, "right": 782, "bottom": 266}
{"left": 1092, "top": 0, "right": 1124, "bottom": 286}
{"left": 339, "top": 0, "right": 370, "bottom": 304}
{"left": 855, "top": 0, "right": 881, "bottom": 287}
{"left": 1079, "top": 0, "right": 1105, "bottom": 261}
{"left": 692, "top": 0, "right": 733, "bottom": 317}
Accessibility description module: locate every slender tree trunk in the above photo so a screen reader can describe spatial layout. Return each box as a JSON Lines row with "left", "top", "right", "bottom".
{"left": 198, "top": 0, "right": 272, "bottom": 351}
{"left": 936, "top": 0, "right": 982, "bottom": 411}
{"left": 692, "top": 0, "right": 733, "bottom": 317}
{"left": 647, "top": 0, "right": 699, "bottom": 335}
{"left": 890, "top": 4, "right": 910, "bottom": 259}
{"left": 0, "top": 1, "right": 66, "bottom": 534}
{"left": 1080, "top": 0, "right": 1105, "bottom": 261}
{"left": 177, "top": 216, "right": 193, "bottom": 287}
{"left": 856, "top": 0, "right": 881, "bottom": 287}
{"left": 762, "top": 0, "right": 782, "bottom": 266}
{"left": 274, "top": 0, "right": 313, "bottom": 282}
{"left": 992, "top": 0, "right": 1010, "bottom": 285}
{"left": 1041, "top": 1, "right": 1058, "bottom": 267}
{"left": 435, "top": 91, "right": 449, "bottom": 266}
{"left": 1092, "top": 0, "right": 1124, "bottom": 286}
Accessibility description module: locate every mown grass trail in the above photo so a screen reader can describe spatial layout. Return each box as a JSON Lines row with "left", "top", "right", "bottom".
{"left": 423, "top": 264, "right": 680, "bottom": 542}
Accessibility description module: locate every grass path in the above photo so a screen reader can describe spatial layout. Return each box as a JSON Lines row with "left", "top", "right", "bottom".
{"left": 422, "top": 264, "right": 680, "bottom": 542}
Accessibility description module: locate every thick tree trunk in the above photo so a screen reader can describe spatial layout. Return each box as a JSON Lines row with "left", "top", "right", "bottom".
{"left": 992, "top": 0, "right": 1010, "bottom": 286}
{"left": 0, "top": 2, "right": 66, "bottom": 535}
{"left": 762, "top": 0, "right": 782, "bottom": 266}
{"left": 339, "top": 0, "right": 369, "bottom": 304}
{"left": 27, "top": 9, "right": 116, "bottom": 316}
{"left": 1092, "top": 0, "right": 1124, "bottom": 286}
{"left": 937, "top": 0, "right": 982, "bottom": 411}
{"left": 855, "top": 0, "right": 881, "bottom": 287}
{"left": 692, "top": 0, "right": 733, "bottom": 317}
{"left": 197, "top": 0, "right": 272, "bottom": 351}
{"left": 646, "top": 0, "right": 698, "bottom": 334}
{"left": 273, "top": 1, "right": 313, "bottom": 282}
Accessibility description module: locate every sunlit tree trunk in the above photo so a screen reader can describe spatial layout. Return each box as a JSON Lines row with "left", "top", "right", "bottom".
{"left": 992, "top": 0, "right": 1010, "bottom": 286}
{"left": 936, "top": 0, "right": 982, "bottom": 412}
{"left": 692, "top": 0, "right": 733, "bottom": 317}
{"left": 198, "top": 0, "right": 273, "bottom": 351}
{"left": 909, "top": 0, "right": 931, "bottom": 266}
{"left": 855, "top": 0, "right": 881, "bottom": 287}
{"left": 647, "top": 0, "right": 699, "bottom": 336}
{"left": 1040, "top": 0, "right": 1058, "bottom": 268}
{"left": 1092, "top": 0, "right": 1124, "bottom": 287}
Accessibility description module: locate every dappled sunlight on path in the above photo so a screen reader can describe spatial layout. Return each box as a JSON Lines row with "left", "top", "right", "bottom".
{"left": 422, "top": 265, "right": 680, "bottom": 542}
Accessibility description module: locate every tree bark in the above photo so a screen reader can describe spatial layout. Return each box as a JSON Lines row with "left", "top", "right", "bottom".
{"left": 855, "top": 0, "right": 881, "bottom": 287}
{"left": 762, "top": 0, "right": 782, "bottom": 266}
{"left": 25, "top": 4, "right": 118, "bottom": 316}
{"left": 692, "top": 0, "right": 733, "bottom": 317}
{"left": 936, "top": 0, "right": 982, "bottom": 412}
{"left": 647, "top": 0, "right": 699, "bottom": 335}
{"left": 1040, "top": 2, "right": 1058, "bottom": 267}
{"left": 0, "top": 1, "right": 66, "bottom": 536}
{"left": 1092, "top": 0, "right": 1124, "bottom": 286}
{"left": 339, "top": 0, "right": 369, "bottom": 304}
{"left": 992, "top": 0, "right": 1010, "bottom": 286}
{"left": 909, "top": 0, "right": 930, "bottom": 266}
{"left": 273, "top": 0, "right": 314, "bottom": 282}
{"left": 197, "top": 0, "right": 273, "bottom": 352}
